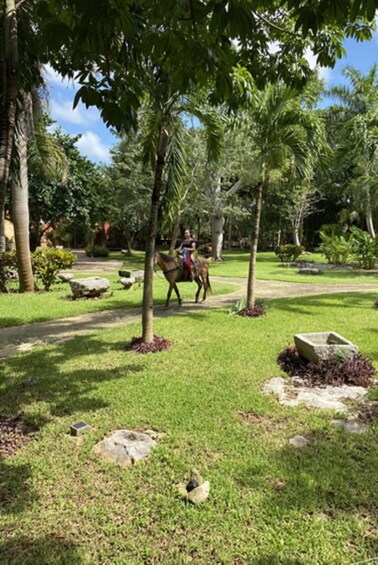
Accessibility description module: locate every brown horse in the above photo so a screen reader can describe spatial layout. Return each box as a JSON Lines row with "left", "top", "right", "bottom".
{"left": 154, "top": 251, "right": 211, "bottom": 307}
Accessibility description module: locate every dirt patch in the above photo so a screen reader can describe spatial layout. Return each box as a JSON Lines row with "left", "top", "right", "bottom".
{"left": 237, "top": 411, "right": 288, "bottom": 431}
{"left": 0, "top": 415, "right": 38, "bottom": 458}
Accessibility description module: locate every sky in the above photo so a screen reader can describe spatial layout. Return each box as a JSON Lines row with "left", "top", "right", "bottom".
{"left": 46, "top": 32, "right": 378, "bottom": 166}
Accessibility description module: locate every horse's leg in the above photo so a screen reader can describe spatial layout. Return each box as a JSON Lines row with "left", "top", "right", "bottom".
{"left": 195, "top": 278, "right": 202, "bottom": 303}
{"left": 166, "top": 283, "right": 174, "bottom": 307}
{"left": 202, "top": 272, "right": 209, "bottom": 302}
{"left": 173, "top": 283, "right": 182, "bottom": 305}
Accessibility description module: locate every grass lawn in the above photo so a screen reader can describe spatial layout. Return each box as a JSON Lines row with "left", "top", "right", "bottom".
{"left": 0, "top": 292, "right": 377, "bottom": 564}
{"left": 113, "top": 249, "right": 378, "bottom": 285}
{"left": 206, "top": 250, "right": 378, "bottom": 284}
{"left": 0, "top": 276, "right": 238, "bottom": 328}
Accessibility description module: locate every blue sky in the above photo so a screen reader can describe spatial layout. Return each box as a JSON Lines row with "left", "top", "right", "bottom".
{"left": 46, "top": 32, "right": 378, "bottom": 165}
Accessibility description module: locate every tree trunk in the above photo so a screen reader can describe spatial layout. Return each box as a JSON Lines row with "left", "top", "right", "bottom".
{"left": 366, "top": 209, "right": 376, "bottom": 239}
{"left": 246, "top": 183, "right": 263, "bottom": 308}
{"left": 12, "top": 94, "right": 34, "bottom": 292}
{"left": 169, "top": 214, "right": 180, "bottom": 255}
{"left": 142, "top": 127, "right": 168, "bottom": 344}
{"left": 124, "top": 228, "right": 134, "bottom": 254}
{"left": 293, "top": 228, "right": 301, "bottom": 246}
{"left": 0, "top": 0, "right": 18, "bottom": 252}
{"left": 211, "top": 215, "right": 224, "bottom": 260}
{"left": 227, "top": 217, "right": 232, "bottom": 250}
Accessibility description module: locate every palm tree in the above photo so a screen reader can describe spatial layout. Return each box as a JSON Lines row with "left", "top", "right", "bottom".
{"left": 241, "top": 83, "right": 326, "bottom": 308}
{"left": 139, "top": 72, "right": 223, "bottom": 343}
{"left": 329, "top": 66, "right": 378, "bottom": 238}
{"left": 11, "top": 91, "right": 67, "bottom": 292}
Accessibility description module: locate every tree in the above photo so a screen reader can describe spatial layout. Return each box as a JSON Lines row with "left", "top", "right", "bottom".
{"left": 238, "top": 83, "right": 327, "bottom": 308}
{"left": 329, "top": 66, "right": 378, "bottom": 238}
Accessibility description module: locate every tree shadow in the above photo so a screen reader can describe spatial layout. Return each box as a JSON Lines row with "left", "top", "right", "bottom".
{"left": 0, "top": 459, "right": 36, "bottom": 515}
{"left": 271, "top": 292, "right": 378, "bottom": 316}
{"left": 0, "top": 535, "right": 84, "bottom": 564}
{"left": 0, "top": 334, "right": 144, "bottom": 419}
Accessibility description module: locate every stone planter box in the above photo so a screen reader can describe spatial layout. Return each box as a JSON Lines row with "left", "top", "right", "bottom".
{"left": 294, "top": 332, "right": 358, "bottom": 363}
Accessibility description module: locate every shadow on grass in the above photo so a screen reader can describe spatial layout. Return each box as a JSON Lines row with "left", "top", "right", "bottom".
{"left": 239, "top": 428, "right": 378, "bottom": 523}
{"left": 0, "top": 460, "right": 36, "bottom": 515}
{"left": 271, "top": 292, "right": 378, "bottom": 316}
{"left": 0, "top": 335, "right": 144, "bottom": 418}
{"left": 0, "top": 535, "right": 84, "bottom": 564}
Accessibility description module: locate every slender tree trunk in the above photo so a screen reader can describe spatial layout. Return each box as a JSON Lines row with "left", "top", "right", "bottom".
{"left": 211, "top": 215, "right": 224, "bottom": 260}
{"left": 293, "top": 227, "right": 301, "bottom": 246}
{"left": 169, "top": 214, "right": 180, "bottom": 255}
{"left": 246, "top": 183, "right": 263, "bottom": 308}
{"left": 0, "top": 0, "right": 18, "bottom": 252}
{"left": 227, "top": 217, "right": 232, "bottom": 250}
{"left": 12, "top": 94, "right": 34, "bottom": 292}
{"left": 366, "top": 209, "right": 376, "bottom": 239}
{"left": 142, "top": 127, "right": 168, "bottom": 343}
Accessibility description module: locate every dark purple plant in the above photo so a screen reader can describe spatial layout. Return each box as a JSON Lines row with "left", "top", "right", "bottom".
{"left": 126, "top": 335, "right": 172, "bottom": 354}
{"left": 238, "top": 304, "right": 266, "bottom": 318}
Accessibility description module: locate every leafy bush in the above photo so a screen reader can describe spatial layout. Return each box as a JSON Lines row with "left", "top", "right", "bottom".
{"left": 277, "top": 346, "right": 375, "bottom": 388}
{"left": 0, "top": 251, "right": 17, "bottom": 293}
{"left": 274, "top": 244, "right": 304, "bottom": 263}
{"left": 317, "top": 230, "right": 352, "bottom": 265}
{"left": 85, "top": 245, "right": 109, "bottom": 258}
{"left": 32, "top": 248, "right": 77, "bottom": 291}
{"left": 349, "top": 226, "right": 377, "bottom": 269}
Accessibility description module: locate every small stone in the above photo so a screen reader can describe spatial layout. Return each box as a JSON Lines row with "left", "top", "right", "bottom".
{"left": 186, "top": 479, "right": 199, "bottom": 492}
{"left": 118, "top": 277, "right": 136, "bottom": 289}
{"left": 58, "top": 272, "right": 75, "bottom": 282}
{"left": 23, "top": 379, "right": 37, "bottom": 387}
{"left": 289, "top": 435, "right": 310, "bottom": 448}
{"left": 298, "top": 268, "right": 322, "bottom": 275}
{"left": 331, "top": 419, "right": 367, "bottom": 434}
{"left": 187, "top": 481, "right": 210, "bottom": 504}
{"left": 93, "top": 429, "right": 157, "bottom": 466}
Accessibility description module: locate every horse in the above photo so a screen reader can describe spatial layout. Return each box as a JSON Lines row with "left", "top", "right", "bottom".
{"left": 154, "top": 251, "right": 211, "bottom": 307}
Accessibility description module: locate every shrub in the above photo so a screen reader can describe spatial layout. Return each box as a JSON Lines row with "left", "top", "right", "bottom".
{"left": 32, "top": 248, "right": 77, "bottom": 291}
{"left": 0, "top": 251, "right": 17, "bottom": 293}
{"left": 85, "top": 245, "right": 109, "bottom": 258}
{"left": 274, "top": 244, "right": 304, "bottom": 263}
{"left": 277, "top": 346, "right": 375, "bottom": 388}
{"left": 126, "top": 335, "right": 172, "bottom": 354}
{"left": 237, "top": 304, "right": 267, "bottom": 318}
{"left": 349, "top": 226, "right": 377, "bottom": 270}
{"left": 317, "top": 230, "right": 352, "bottom": 265}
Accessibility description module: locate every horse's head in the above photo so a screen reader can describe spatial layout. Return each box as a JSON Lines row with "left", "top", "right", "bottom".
{"left": 153, "top": 250, "right": 161, "bottom": 267}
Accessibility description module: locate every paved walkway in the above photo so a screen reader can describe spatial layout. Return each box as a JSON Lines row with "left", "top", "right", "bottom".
{"left": 0, "top": 272, "right": 377, "bottom": 359}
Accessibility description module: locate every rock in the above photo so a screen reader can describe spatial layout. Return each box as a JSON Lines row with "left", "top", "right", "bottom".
{"left": 118, "top": 270, "right": 144, "bottom": 283}
{"left": 298, "top": 268, "right": 322, "bottom": 275}
{"left": 118, "top": 277, "right": 136, "bottom": 289}
{"left": 177, "top": 468, "right": 210, "bottom": 504}
{"left": 289, "top": 435, "right": 310, "bottom": 448}
{"left": 93, "top": 429, "right": 157, "bottom": 466}
{"left": 58, "top": 272, "right": 75, "bottom": 282}
{"left": 331, "top": 419, "right": 367, "bottom": 434}
{"left": 69, "top": 277, "right": 110, "bottom": 299}
{"left": 294, "top": 331, "right": 358, "bottom": 363}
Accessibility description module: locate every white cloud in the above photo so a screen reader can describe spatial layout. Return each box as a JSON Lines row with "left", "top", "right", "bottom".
{"left": 76, "top": 131, "right": 111, "bottom": 163}
{"left": 50, "top": 99, "right": 99, "bottom": 126}
{"left": 44, "top": 63, "right": 80, "bottom": 89}
{"left": 304, "top": 47, "right": 332, "bottom": 83}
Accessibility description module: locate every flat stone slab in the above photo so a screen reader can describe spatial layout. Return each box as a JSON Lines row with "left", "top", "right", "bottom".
{"left": 93, "top": 430, "right": 157, "bottom": 466}
{"left": 331, "top": 419, "right": 368, "bottom": 434}
{"left": 118, "top": 270, "right": 144, "bottom": 283}
{"left": 58, "top": 272, "right": 75, "bottom": 282}
{"left": 263, "top": 377, "right": 367, "bottom": 413}
{"left": 298, "top": 268, "right": 322, "bottom": 275}
{"left": 289, "top": 435, "right": 310, "bottom": 448}
{"left": 118, "top": 277, "right": 136, "bottom": 289}
{"left": 69, "top": 277, "right": 110, "bottom": 298}
{"left": 294, "top": 331, "right": 358, "bottom": 363}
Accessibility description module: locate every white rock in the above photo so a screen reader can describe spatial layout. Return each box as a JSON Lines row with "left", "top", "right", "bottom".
{"left": 69, "top": 277, "right": 110, "bottom": 298}
{"left": 58, "top": 272, "right": 75, "bottom": 282}
{"left": 93, "top": 429, "right": 157, "bottom": 466}
{"left": 331, "top": 419, "right": 367, "bottom": 434}
{"left": 289, "top": 435, "right": 310, "bottom": 448}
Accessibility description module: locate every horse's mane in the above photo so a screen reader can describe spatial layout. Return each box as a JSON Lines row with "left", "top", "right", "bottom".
{"left": 157, "top": 251, "right": 177, "bottom": 262}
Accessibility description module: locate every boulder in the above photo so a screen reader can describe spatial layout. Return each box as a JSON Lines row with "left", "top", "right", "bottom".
{"left": 93, "top": 429, "right": 157, "bottom": 466}
{"left": 298, "top": 268, "right": 322, "bottom": 275}
{"left": 118, "top": 277, "right": 136, "bottom": 289}
{"left": 118, "top": 269, "right": 144, "bottom": 283}
{"left": 69, "top": 277, "right": 110, "bottom": 299}
{"left": 58, "top": 272, "right": 75, "bottom": 283}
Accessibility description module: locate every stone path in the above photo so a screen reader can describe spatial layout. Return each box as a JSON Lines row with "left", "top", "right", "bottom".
{"left": 0, "top": 272, "right": 377, "bottom": 359}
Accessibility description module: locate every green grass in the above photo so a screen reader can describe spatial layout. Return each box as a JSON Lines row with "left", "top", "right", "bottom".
{"left": 0, "top": 275, "right": 238, "bottom": 328}
{"left": 0, "top": 292, "right": 377, "bottom": 564}
{"left": 208, "top": 250, "right": 378, "bottom": 284}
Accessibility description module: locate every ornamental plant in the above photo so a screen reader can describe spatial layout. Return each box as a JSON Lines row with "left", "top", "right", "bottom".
{"left": 349, "top": 226, "right": 377, "bottom": 269}
{"left": 32, "top": 248, "right": 77, "bottom": 291}
{"left": 85, "top": 245, "right": 109, "bottom": 258}
{"left": 0, "top": 251, "right": 17, "bottom": 293}
{"left": 317, "top": 230, "right": 352, "bottom": 265}
{"left": 274, "top": 244, "right": 304, "bottom": 263}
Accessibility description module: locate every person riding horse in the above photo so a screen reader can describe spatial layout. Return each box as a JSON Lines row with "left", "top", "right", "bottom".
{"left": 176, "top": 229, "right": 196, "bottom": 281}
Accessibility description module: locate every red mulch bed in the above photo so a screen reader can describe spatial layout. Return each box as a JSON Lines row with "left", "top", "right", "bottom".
{"left": 125, "top": 335, "right": 172, "bottom": 354}
{"left": 0, "top": 415, "right": 37, "bottom": 458}
{"left": 238, "top": 304, "right": 266, "bottom": 317}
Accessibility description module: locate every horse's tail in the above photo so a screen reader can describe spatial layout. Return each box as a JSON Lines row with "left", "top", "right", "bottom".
{"left": 205, "top": 268, "right": 212, "bottom": 294}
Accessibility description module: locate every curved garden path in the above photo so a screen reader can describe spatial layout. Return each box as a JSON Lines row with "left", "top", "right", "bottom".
{"left": 0, "top": 260, "right": 377, "bottom": 358}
